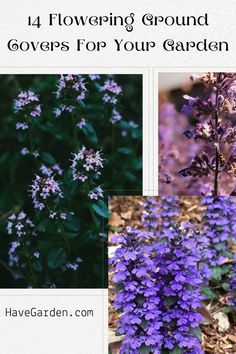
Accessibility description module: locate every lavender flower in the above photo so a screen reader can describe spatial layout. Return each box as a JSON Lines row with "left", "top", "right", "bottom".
{"left": 89, "top": 74, "right": 100, "bottom": 81}
{"left": 14, "top": 90, "right": 41, "bottom": 117}
{"left": 76, "top": 118, "right": 86, "bottom": 129}
{"left": 40, "top": 164, "right": 63, "bottom": 177}
{"left": 88, "top": 186, "right": 104, "bottom": 200}
{"left": 70, "top": 146, "right": 103, "bottom": 182}
{"left": 110, "top": 109, "right": 122, "bottom": 124}
{"left": 7, "top": 211, "right": 35, "bottom": 238}
{"left": 29, "top": 175, "right": 63, "bottom": 210}
{"left": 56, "top": 74, "right": 87, "bottom": 102}
{"left": 21, "top": 147, "right": 29, "bottom": 156}
{"left": 100, "top": 79, "right": 122, "bottom": 103}
{"left": 16, "top": 122, "right": 29, "bottom": 130}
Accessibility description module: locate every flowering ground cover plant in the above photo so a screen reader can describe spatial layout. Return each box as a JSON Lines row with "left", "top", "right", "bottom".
{"left": 0, "top": 74, "right": 142, "bottom": 288}
{"left": 109, "top": 196, "right": 236, "bottom": 354}
{"left": 159, "top": 72, "right": 236, "bottom": 196}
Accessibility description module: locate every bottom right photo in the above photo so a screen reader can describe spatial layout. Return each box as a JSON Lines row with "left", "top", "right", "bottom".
{"left": 108, "top": 196, "right": 236, "bottom": 354}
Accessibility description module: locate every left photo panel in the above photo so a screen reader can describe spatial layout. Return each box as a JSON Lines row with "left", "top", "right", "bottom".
{"left": 0, "top": 74, "right": 143, "bottom": 288}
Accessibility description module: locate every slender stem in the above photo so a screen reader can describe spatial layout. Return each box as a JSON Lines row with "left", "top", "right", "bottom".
{"left": 72, "top": 114, "right": 79, "bottom": 150}
{"left": 213, "top": 75, "right": 220, "bottom": 196}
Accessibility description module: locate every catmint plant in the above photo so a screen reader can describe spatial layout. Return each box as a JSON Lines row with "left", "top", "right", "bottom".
{"left": 179, "top": 72, "right": 236, "bottom": 196}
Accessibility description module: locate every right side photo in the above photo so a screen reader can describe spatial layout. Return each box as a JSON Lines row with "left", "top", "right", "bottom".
{"left": 159, "top": 72, "right": 236, "bottom": 196}
{"left": 108, "top": 196, "right": 236, "bottom": 354}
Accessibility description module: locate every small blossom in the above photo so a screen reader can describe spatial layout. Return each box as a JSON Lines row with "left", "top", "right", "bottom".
{"left": 21, "top": 147, "right": 29, "bottom": 156}
{"left": 14, "top": 90, "right": 41, "bottom": 117}
{"left": 88, "top": 186, "right": 104, "bottom": 200}
{"left": 29, "top": 175, "right": 63, "bottom": 210}
{"left": 34, "top": 251, "right": 40, "bottom": 258}
{"left": 16, "top": 122, "right": 29, "bottom": 130}
{"left": 7, "top": 211, "right": 35, "bottom": 238}
{"left": 70, "top": 146, "right": 103, "bottom": 182}
{"left": 76, "top": 118, "right": 86, "bottom": 129}
{"left": 110, "top": 109, "right": 122, "bottom": 124}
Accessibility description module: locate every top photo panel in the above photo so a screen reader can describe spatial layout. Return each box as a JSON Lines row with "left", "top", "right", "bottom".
{"left": 159, "top": 72, "right": 236, "bottom": 196}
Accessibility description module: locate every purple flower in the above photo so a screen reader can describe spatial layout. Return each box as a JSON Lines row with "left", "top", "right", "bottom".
{"left": 88, "top": 186, "right": 104, "bottom": 200}
{"left": 29, "top": 175, "right": 63, "bottom": 210}
{"left": 70, "top": 146, "right": 103, "bottom": 182}
{"left": 14, "top": 90, "right": 41, "bottom": 117}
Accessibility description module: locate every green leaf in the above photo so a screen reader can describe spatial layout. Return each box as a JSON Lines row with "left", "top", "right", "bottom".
{"left": 92, "top": 200, "right": 108, "bottom": 218}
{"left": 47, "top": 247, "right": 67, "bottom": 269}
{"left": 41, "top": 152, "right": 57, "bottom": 165}
{"left": 214, "top": 242, "right": 226, "bottom": 251}
{"left": 139, "top": 345, "right": 152, "bottom": 354}
{"left": 131, "top": 128, "right": 142, "bottom": 139}
{"left": 169, "top": 346, "right": 184, "bottom": 354}
{"left": 190, "top": 327, "right": 202, "bottom": 341}
{"left": 212, "top": 266, "right": 223, "bottom": 280}
{"left": 202, "top": 287, "right": 218, "bottom": 300}
{"left": 164, "top": 296, "right": 177, "bottom": 306}
{"left": 222, "top": 306, "right": 234, "bottom": 314}
{"left": 222, "top": 282, "right": 230, "bottom": 291}
{"left": 62, "top": 214, "right": 80, "bottom": 232}
{"left": 136, "top": 295, "right": 145, "bottom": 305}
{"left": 32, "top": 260, "right": 43, "bottom": 272}
{"left": 117, "top": 147, "right": 133, "bottom": 155}
{"left": 140, "top": 319, "right": 149, "bottom": 330}
{"left": 82, "top": 123, "right": 98, "bottom": 144}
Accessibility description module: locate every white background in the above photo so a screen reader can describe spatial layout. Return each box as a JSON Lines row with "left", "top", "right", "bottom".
{"left": 0, "top": 1, "right": 235, "bottom": 353}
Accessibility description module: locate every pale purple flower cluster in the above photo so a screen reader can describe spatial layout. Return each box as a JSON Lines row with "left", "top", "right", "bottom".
{"left": 54, "top": 104, "right": 74, "bottom": 117}
{"left": 89, "top": 74, "right": 100, "bottom": 81}
{"left": 88, "top": 186, "right": 104, "bottom": 200}
{"left": 7, "top": 211, "right": 35, "bottom": 238}
{"left": 30, "top": 175, "right": 63, "bottom": 210}
{"left": 40, "top": 164, "right": 63, "bottom": 177}
{"left": 70, "top": 146, "right": 104, "bottom": 199}
{"left": 14, "top": 90, "right": 41, "bottom": 117}
{"left": 56, "top": 74, "right": 87, "bottom": 102}
{"left": 110, "top": 225, "right": 204, "bottom": 354}
{"left": 49, "top": 211, "right": 68, "bottom": 220}
{"left": 100, "top": 79, "right": 122, "bottom": 105}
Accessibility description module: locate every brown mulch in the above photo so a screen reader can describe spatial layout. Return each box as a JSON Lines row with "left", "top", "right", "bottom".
{"left": 108, "top": 196, "right": 236, "bottom": 354}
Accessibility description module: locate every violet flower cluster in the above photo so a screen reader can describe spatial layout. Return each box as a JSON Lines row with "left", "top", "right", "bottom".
{"left": 7, "top": 211, "right": 36, "bottom": 268}
{"left": 29, "top": 175, "right": 63, "bottom": 211}
{"left": 100, "top": 78, "right": 123, "bottom": 124}
{"left": 179, "top": 72, "right": 236, "bottom": 196}
{"left": 110, "top": 225, "right": 204, "bottom": 354}
{"left": 14, "top": 90, "right": 41, "bottom": 118}
{"left": 70, "top": 146, "right": 104, "bottom": 200}
{"left": 201, "top": 197, "right": 235, "bottom": 267}
{"left": 141, "top": 197, "right": 160, "bottom": 230}
{"left": 159, "top": 196, "right": 179, "bottom": 232}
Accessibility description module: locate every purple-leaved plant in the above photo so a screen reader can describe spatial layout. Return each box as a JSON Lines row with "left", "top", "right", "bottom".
{"left": 179, "top": 72, "right": 236, "bottom": 196}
